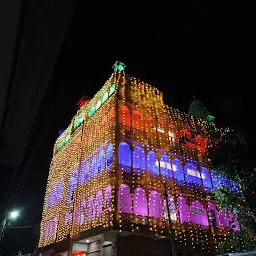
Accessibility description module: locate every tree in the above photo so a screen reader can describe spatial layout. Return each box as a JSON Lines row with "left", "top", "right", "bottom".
{"left": 208, "top": 129, "right": 256, "bottom": 253}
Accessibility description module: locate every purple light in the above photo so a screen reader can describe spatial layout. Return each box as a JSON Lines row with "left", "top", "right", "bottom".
{"left": 58, "top": 129, "right": 65, "bottom": 136}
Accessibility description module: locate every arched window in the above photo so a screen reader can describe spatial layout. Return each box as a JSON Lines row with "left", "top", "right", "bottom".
{"left": 145, "top": 115, "right": 156, "bottom": 134}
{"left": 172, "top": 158, "right": 184, "bottom": 186}
{"left": 219, "top": 209, "right": 230, "bottom": 227}
{"left": 168, "top": 124, "right": 176, "bottom": 143}
{"left": 91, "top": 156, "right": 97, "bottom": 178}
{"left": 96, "top": 191, "right": 103, "bottom": 217}
{"left": 229, "top": 212, "right": 240, "bottom": 231}
{"left": 109, "top": 107, "right": 115, "bottom": 125}
{"left": 164, "top": 195, "right": 177, "bottom": 221}
{"left": 65, "top": 212, "right": 72, "bottom": 225}
{"left": 98, "top": 150, "right": 105, "bottom": 173}
{"left": 68, "top": 175, "right": 77, "bottom": 203}
{"left": 147, "top": 151, "right": 159, "bottom": 175}
{"left": 48, "top": 179, "right": 63, "bottom": 207}
{"left": 133, "top": 188, "right": 148, "bottom": 216}
{"left": 190, "top": 201, "right": 209, "bottom": 226}
{"left": 132, "top": 110, "right": 144, "bottom": 130}
{"left": 177, "top": 197, "right": 190, "bottom": 223}
{"left": 50, "top": 217, "right": 58, "bottom": 240}
{"left": 160, "top": 155, "right": 173, "bottom": 178}
{"left": 208, "top": 203, "right": 219, "bottom": 227}
{"left": 105, "top": 186, "right": 112, "bottom": 211}
{"left": 118, "top": 142, "right": 131, "bottom": 173}
{"left": 106, "top": 144, "right": 113, "bottom": 169}
{"left": 118, "top": 184, "right": 132, "bottom": 214}
{"left": 119, "top": 106, "right": 131, "bottom": 127}
{"left": 80, "top": 160, "right": 89, "bottom": 184}
{"left": 184, "top": 163, "right": 202, "bottom": 187}
{"left": 88, "top": 196, "right": 94, "bottom": 221}
{"left": 157, "top": 118, "right": 165, "bottom": 134}
{"left": 133, "top": 146, "right": 146, "bottom": 175}
{"left": 80, "top": 200, "right": 86, "bottom": 225}
{"left": 149, "top": 190, "right": 162, "bottom": 218}
{"left": 201, "top": 167, "right": 212, "bottom": 190}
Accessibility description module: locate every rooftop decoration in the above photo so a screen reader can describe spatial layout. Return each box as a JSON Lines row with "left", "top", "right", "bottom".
{"left": 188, "top": 98, "right": 215, "bottom": 122}
{"left": 112, "top": 60, "right": 126, "bottom": 72}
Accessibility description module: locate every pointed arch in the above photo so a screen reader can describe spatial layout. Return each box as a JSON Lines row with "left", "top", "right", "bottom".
{"left": 160, "top": 154, "right": 173, "bottom": 178}
{"left": 132, "top": 110, "right": 144, "bottom": 130}
{"left": 201, "top": 167, "right": 212, "bottom": 190}
{"left": 133, "top": 146, "right": 146, "bottom": 174}
{"left": 133, "top": 187, "right": 148, "bottom": 216}
{"left": 145, "top": 115, "right": 156, "bottom": 134}
{"left": 149, "top": 190, "right": 162, "bottom": 218}
{"left": 184, "top": 163, "right": 202, "bottom": 187}
{"left": 208, "top": 203, "right": 219, "bottom": 227}
{"left": 91, "top": 156, "right": 97, "bottom": 178}
{"left": 163, "top": 195, "right": 177, "bottom": 221}
{"left": 68, "top": 175, "right": 77, "bottom": 203}
{"left": 177, "top": 196, "right": 190, "bottom": 223}
{"left": 88, "top": 196, "right": 94, "bottom": 221}
{"left": 118, "top": 184, "right": 132, "bottom": 214}
{"left": 157, "top": 118, "right": 165, "bottom": 134}
{"left": 80, "top": 160, "right": 89, "bottom": 184}
{"left": 105, "top": 186, "right": 112, "bottom": 211}
{"left": 147, "top": 151, "right": 159, "bottom": 175}
{"left": 172, "top": 158, "right": 184, "bottom": 185}
{"left": 80, "top": 200, "right": 86, "bottom": 225}
{"left": 106, "top": 144, "right": 113, "bottom": 169}
{"left": 109, "top": 107, "right": 115, "bottom": 125}
{"left": 98, "top": 149, "right": 105, "bottom": 173}
{"left": 118, "top": 142, "right": 131, "bottom": 173}
{"left": 96, "top": 191, "right": 103, "bottom": 217}
{"left": 168, "top": 124, "right": 176, "bottom": 143}
{"left": 190, "top": 201, "right": 209, "bottom": 226}
{"left": 119, "top": 105, "right": 131, "bottom": 127}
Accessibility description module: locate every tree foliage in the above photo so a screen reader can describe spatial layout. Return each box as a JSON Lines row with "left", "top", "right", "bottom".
{"left": 208, "top": 129, "right": 256, "bottom": 253}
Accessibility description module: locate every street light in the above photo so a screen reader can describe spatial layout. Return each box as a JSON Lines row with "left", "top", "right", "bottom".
{"left": 9, "top": 210, "right": 19, "bottom": 220}
{"left": 0, "top": 210, "right": 20, "bottom": 242}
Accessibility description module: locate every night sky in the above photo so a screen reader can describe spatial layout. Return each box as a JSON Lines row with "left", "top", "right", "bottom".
{"left": 1, "top": 1, "right": 255, "bottom": 254}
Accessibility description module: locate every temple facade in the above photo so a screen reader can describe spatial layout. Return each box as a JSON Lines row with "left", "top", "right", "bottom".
{"left": 39, "top": 65, "right": 238, "bottom": 256}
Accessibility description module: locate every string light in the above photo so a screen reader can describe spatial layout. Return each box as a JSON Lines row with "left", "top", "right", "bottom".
{"left": 39, "top": 68, "right": 238, "bottom": 254}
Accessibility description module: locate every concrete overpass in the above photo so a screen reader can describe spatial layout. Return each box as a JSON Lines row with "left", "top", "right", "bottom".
{"left": 0, "top": 0, "right": 78, "bottom": 168}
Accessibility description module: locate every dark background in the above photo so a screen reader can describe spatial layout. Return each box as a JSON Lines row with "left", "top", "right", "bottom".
{"left": 1, "top": 1, "right": 255, "bottom": 255}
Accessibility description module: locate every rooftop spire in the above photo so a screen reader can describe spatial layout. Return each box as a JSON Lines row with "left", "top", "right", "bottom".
{"left": 113, "top": 60, "right": 126, "bottom": 72}
{"left": 188, "top": 97, "right": 215, "bottom": 122}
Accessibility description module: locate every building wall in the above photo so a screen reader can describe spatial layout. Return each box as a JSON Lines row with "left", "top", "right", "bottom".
{"left": 39, "top": 71, "right": 238, "bottom": 253}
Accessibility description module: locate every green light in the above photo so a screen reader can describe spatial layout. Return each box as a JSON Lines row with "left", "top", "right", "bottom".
{"left": 112, "top": 61, "right": 126, "bottom": 72}
{"left": 74, "top": 117, "right": 83, "bottom": 129}
{"left": 96, "top": 100, "right": 101, "bottom": 110}
{"left": 207, "top": 115, "right": 215, "bottom": 122}
{"left": 109, "top": 84, "right": 115, "bottom": 95}
{"left": 102, "top": 92, "right": 108, "bottom": 103}
{"left": 65, "top": 135, "right": 70, "bottom": 143}
{"left": 117, "top": 64, "right": 124, "bottom": 71}
{"left": 89, "top": 107, "right": 95, "bottom": 117}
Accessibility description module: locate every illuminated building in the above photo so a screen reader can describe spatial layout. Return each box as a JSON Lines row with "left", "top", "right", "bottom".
{"left": 39, "top": 62, "right": 239, "bottom": 256}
